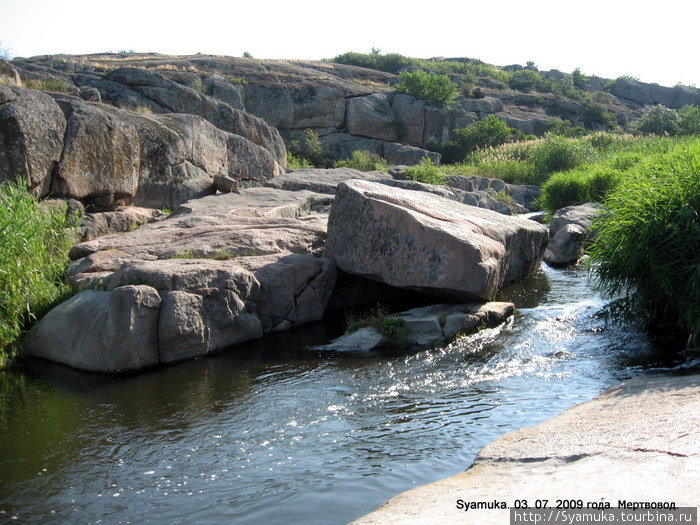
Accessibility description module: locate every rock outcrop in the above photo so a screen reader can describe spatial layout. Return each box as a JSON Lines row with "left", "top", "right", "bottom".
{"left": 0, "top": 84, "right": 282, "bottom": 208}
{"left": 0, "top": 85, "right": 67, "bottom": 196}
{"left": 26, "top": 188, "right": 338, "bottom": 373}
{"left": 324, "top": 180, "right": 548, "bottom": 301}
{"left": 13, "top": 53, "right": 688, "bottom": 171}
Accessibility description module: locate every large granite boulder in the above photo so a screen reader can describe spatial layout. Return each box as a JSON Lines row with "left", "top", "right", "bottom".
{"left": 544, "top": 202, "right": 605, "bottom": 267}
{"left": 0, "top": 85, "right": 66, "bottom": 196}
{"left": 52, "top": 96, "right": 141, "bottom": 203}
{"left": 27, "top": 189, "right": 338, "bottom": 373}
{"left": 321, "top": 132, "right": 440, "bottom": 165}
{"left": 265, "top": 167, "right": 389, "bottom": 194}
{"left": 25, "top": 285, "right": 162, "bottom": 373}
{"left": 543, "top": 223, "right": 587, "bottom": 267}
{"left": 549, "top": 202, "right": 604, "bottom": 237}
{"left": 610, "top": 77, "right": 700, "bottom": 109}
{"left": 324, "top": 180, "right": 548, "bottom": 301}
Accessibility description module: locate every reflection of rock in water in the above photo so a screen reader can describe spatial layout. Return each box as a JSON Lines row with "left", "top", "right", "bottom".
{"left": 496, "top": 267, "right": 551, "bottom": 308}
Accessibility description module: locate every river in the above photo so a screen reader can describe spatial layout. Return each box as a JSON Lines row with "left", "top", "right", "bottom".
{"left": 0, "top": 264, "right": 692, "bottom": 524}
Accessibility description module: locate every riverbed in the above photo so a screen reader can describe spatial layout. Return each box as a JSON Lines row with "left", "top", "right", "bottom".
{"left": 0, "top": 265, "right": 690, "bottom": 524}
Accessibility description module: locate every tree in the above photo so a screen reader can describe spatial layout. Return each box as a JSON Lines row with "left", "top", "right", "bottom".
{"left": 572, "top": 68, "right": 588, "bottom": 89}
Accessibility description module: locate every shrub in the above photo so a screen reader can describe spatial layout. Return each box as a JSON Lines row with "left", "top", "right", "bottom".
{"left": 440, "top": 115, "right": 516, "bottom": 163}
{"left": 0, "top": 181, "right": 78, "bottom": 362}
{"left": 678, "top": 105, "right": 700, "bottom": 135}
{"left": 545, "top": 118, "right": 587, "bottom": 137}
{"left": 581, "top": 101, "right": 616, "bottom": 128}
{"left": 190, "top": 78, "right": 207, "bottom": 93}
{"left": 334, "top": 150, "right": 388, "bottom": 172}
{"left": 395, "top": 70, "right": 456, "bottom": 107}
{"left": 633, "top": 104, "right": 680, "bottom": 135}
{"left": 540, "top": 166, "right": 622, "bottom": 212}
{"left": 406, "top": 157, "right": 447, "bottom": 185}
{"left": 379, "top": 318, "right": 409, "bottom": 347}
{"left": 588, "top": 140, "right": 700, "bottom": 339}
{"left": 507, "top": 69, "right": 542, "bottom": 92}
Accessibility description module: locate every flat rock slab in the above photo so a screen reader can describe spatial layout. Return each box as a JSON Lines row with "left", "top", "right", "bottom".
{"left": 264, "top": 167, "right": 390, "bottom": 194}
{"left": 354, "top": 373, "right": 700, "bottom": 524}
{"left": 175, "top": 186, "right": 328, "bottom": 218}
{"left": 324, "top": 180, "right": 548, "bottom": 301}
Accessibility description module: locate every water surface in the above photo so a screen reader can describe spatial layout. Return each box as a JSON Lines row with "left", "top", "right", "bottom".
{"left": 0, "top": 265, "right": 691, "bottom": 524}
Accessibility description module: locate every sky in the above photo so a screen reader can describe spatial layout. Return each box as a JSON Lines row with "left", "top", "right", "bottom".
{"left": 1, "top": 0, "right": 698, "bottom": 87}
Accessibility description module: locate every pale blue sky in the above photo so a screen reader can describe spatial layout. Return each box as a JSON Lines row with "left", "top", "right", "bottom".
{"left": 1, "top": 0, "right": 698, "bottom": 87}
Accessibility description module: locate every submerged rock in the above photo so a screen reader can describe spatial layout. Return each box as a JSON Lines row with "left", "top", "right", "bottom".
{"left": 324, "top": 180, "right": 548, "bottom": 301}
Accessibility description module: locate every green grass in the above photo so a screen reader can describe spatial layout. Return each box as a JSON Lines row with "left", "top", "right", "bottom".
{"left": 0, "top": 181, "right": 78, "bottom": 364}
{"left": 587, "top": 138, "right": 700, "bottom": 340}
{"left": 406, "top": 158, "right": 447, "bottom": 185}
{"left": 440, "top": 133, "right": 683, "bottom": 190}
{"left": 286, "top": 152, "right": 312, "bottom": 170}
{"left": 333, "top": 150, "right": 388, "bottom": 172}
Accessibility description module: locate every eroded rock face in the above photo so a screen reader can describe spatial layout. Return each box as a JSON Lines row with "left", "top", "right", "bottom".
{"left": 0, "top": 85, "right": 66, "bottom": 196}
{"left": 28, "top": 189, "right": 337, "bottom": 373}
{"left": 104, "top": 67, "right": 287, "bottom": 169}
{"left": 324, "top": 180, "right": 548, "bottom": 301}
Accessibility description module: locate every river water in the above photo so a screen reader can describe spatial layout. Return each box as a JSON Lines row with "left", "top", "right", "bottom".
{"left": 0, "top": 265, "right": 693, "bottom": 524}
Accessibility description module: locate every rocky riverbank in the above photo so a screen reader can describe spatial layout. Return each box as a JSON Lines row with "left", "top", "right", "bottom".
{"left": 24, "top": 167, "right": 552, "bottom": 373}
{"left": 353, "top": 373, "right": 700, "bottom": 525}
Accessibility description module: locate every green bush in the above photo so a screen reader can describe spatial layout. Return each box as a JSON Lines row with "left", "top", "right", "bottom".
{"left": 406, "top": 157, "right": 447, "bottom": 185}
{"left": 440, "top": 115, "right": 519, "bottom": 163}
{"left": 678, "top": 105, "right": 700, "bottom": 135}
{"left": 581, "top": 101, "right": 616, "bottom": 128}
{"left": 545, "top": 118, "right": 587, "bottom": 138}
{"left": 541, "top": 166, "right": 623, "bottom": 211}
{"left": 334, "top": 150, "right": 388, "bottom": 172}
{"left": 507, "top": 69, "right": 542, "bottom": 92}
{"left": 287, "top": 129, "right": 328, "bottom": 168}
{"left": 395, "top": 70, "right": 456, "bottom": 107}
{"left": 588, "top": 140, "right": 700, "bottom": 339}
{"left": 633, "top": 104, "right": 680, "bottom": 135}
{"left": 380, "top": 318, "right": 409, "bottom": 347}
{"left": 0, "top": 180, "right": 77, "bottom": 362}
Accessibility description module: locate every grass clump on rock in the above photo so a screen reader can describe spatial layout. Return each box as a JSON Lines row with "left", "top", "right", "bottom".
{"left": 588, "top": 139, "right": 700, "bottom": 341}
{"left": 0, "top": 180, "right": 77, "bottom": 363}
{"left": 333, "top": 150, "right": 388, "bottom": 172}
{"left": 406, "top": 158, "right": 447, "bottom": 185}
